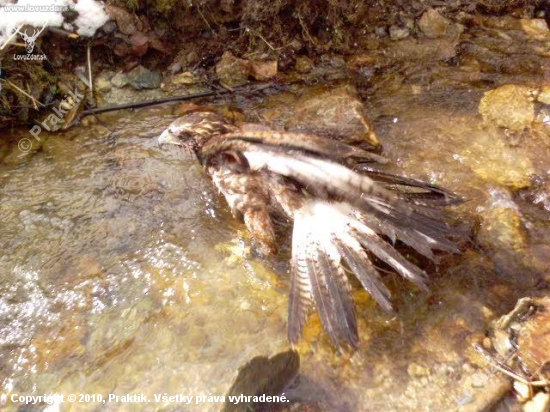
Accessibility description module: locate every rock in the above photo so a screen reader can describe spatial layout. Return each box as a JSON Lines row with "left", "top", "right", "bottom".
{"left": 418, "top": 9, "right": 450, "bottom": 38}
{"left": 111, "top": 66, "right": 162, "bottom": 90}
{"left": 295, "top": 56, "right": 314, "bottom": 73}
{"left": 513, "top": 381, "right": 530, "bottom": 402}
{"left": 223, "top": 351, "right": 299, "bottom": 412}
{"left": 537, "top": 86, "right": 550, "bottom": 105}
{"left": 100, "top": 20, "right": 118, "bottom": 34}
{"left": 216, "top": 51, "right": 251, "bottom": 87}
{"left": 3, "top": 135, "right": 43, "bottom": 165}
{"left": 94, "top": 71, "right": 114, "bottom": 92}
{"left": 111, "top": 72, "right": 129, "bottom": 88}
{"left": 516, "top": 297, "right": 550, "bottom": 376}
{"left": 520, "top": 19, "right": 550, "bottom": 41}
{"left": 168, "top": 61, "right": 183, "bottom": 74}
{"left": 407, "top": 363, "right": 431, "bottom": 378}
{"left": 129, "top": 32, "right": 150, "bottom": 57}
{"left": 250, "top": 60, "right": 278, "bottom": 81}
{"left": 170, "top": 71, "right": 200, "bottom": 86}
{"left": 126, "top": 65, "right": 162, "bottom": 90}
{"left": 186, "top": 50, "right": 199, "bottom": 65}
{"left": 104, "top": 4, "right": 137, "bottom": 35}
{"left": 389, "top": 25, "right": 409, "bottom": 41}
{"left": 524, "top": 392, "right": 550, "bottom": 412}
{"left": 476, "top": 188, "right": 528, "bottom": 254}
{"left": 285, "top": 85, "right": 379, "bottom": 146}
{"left": 475, "top": 188, "right": 540, "bottom": 282}
{"left": 478, "top": 85, "right": 535, "bottom": 131}
{"left": 99, "top": 87, "right": 166, "bottom": 105}
{"left": 459, "top": 131, "right": 534, "bottom": 189}
{"left": 385, "top": 24, "right": 462, "bottom": 61}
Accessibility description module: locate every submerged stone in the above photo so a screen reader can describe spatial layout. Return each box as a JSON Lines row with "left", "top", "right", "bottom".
{"left": 418, "top": 9, "right": 450, "bottom": 38}
{"left": 478, "top": 85, "right": 535, "bottom": 132}
{"left": 285, "top": 85, "right": 380, "bottom": 146}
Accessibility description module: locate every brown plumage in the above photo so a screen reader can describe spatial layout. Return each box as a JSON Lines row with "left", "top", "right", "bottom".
{"left": 159, "top": 111, "right": 462, "bottom": 350}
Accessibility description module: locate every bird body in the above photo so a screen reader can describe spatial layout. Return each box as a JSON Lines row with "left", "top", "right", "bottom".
{"left": 159, "top": 111, "right": 461, "bottom": 349}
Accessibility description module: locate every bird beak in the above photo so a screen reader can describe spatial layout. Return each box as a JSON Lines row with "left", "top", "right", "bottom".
{"left": 158, "top": 130, "right": 182, "bottom": 149}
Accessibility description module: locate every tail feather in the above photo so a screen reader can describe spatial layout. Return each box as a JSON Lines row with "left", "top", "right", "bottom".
{"left": 291, "top": 206, "right": 359, "bottom": 348}
{"left": 289, "top": 200, "right": 436, "bottom": 348}
{"left": 288, "top": 227, "right": 312, "bottom": 345}
{"left": 334, "top": 236, "right": 392, "bottom": 311}
{"left": 316, "top": 246, "right": 358, "bottom": 347}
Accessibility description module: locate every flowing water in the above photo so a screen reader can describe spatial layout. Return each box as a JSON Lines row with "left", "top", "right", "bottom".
{"left": 1, "top": 22, "right": 550, "bottom": 412}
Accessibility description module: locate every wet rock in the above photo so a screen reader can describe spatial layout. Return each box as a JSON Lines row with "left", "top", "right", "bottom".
{"left": 521, "top": 174, "right": 550, "bottom": 212}
{"left": 537, "top": 86, "right": 550, "bottom": 105}
{"left": 524, "top": 392, "right": 550, "bottom": 412}
{"left": 476, "top": 188, "right": 528, "bottom": 254}
{"left": 223, "top": 351, "right": 299, "bottom": 412}
{"left": 418, "top": 9, "right": 450, "bottom": 38}
{"left": 520, "top": 19, "right": 550, "bottom": 41}
{"left": 250, "top": 60, "right": 278, "bottom": 81}
{"left": 125, "top": 65, "right": 162, "bottom": 90}
{"left": 407, "top": 363, "right": 430, "bottom": 378}
{"left": 513, "top": 380, "right": 531, "bottom": 402}
{"left": 455, "top": 374, "right": 511, "bottom": 411}
{"left": 99, "top": 87, "right": 166, "bottom": 105}
{"left": 478, "top": 85, "right": 535, "bottom": 132}
{"left": 285, "top": 85, "right": 379, "bottom": 146}
{"left": 295, "top": 56, "right": 314, "bottom": 74}
{"left": 516, "top": 297, "right": 550, "bottom": 376}
{"left": 389, "top": 25, "right": 409, "bottom": 41}
{"left": 2, "top": 136, "right": 43, "bottom": 165}
{"left": 475, "top": 188, "right": 538, "bottom": 282}
{"left": 216, "top": 51, "right": 251, "bottom": 87}
{"left": 459, "top": 129, "right": 534, "bottom": 189}
{"left": 385, "top": 24, "right": 462, "bottom": 61}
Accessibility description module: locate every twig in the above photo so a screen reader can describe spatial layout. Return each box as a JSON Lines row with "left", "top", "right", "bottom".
{"left": 47, "top": 26, "right": 79, "bottom": 38}
{"left": 245, "top": 27, "right": 276, "bottom": 51}
{"left": 196, "top": 6, "right": 216, "bottom": 37}
{"left": 0, "top": 78, "right": 46, "bottom": 109}
{"left": 87, "top": 42, "right": 93, "bottom": 95}
{"left": 77, "top": 82, "right": 275, "bottom": 119}
{"left": 297, "top": 13, "right": 318, "bottom": 46}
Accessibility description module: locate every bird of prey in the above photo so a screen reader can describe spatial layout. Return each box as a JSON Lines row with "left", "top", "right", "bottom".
{"left": 159, "top": 111, "right": 461, "bottom": 350}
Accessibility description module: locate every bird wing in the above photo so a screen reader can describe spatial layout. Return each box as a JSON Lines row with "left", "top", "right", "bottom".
{"left": 201, "top": 131, "right": 388, "bottom": 164}
{"left": 199, "top": 133, "right": 461, "bottom": 349}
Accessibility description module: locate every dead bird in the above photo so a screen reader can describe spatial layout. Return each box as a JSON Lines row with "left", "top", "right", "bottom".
{"left": 159, "top": 111, "right": 462, "bottom": 350}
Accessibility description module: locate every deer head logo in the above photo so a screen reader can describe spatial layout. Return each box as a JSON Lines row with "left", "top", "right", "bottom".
{"left": 16, "top": 22, "right": 47, "bottom": 54}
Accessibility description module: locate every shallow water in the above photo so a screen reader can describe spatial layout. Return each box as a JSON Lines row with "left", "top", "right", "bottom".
{"left": 2, "top": 27, "right": 550, "bottom": 412}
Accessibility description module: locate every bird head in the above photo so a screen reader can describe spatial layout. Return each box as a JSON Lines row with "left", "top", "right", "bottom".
{"left": 158, "top": 111, "right": 234, "bottom": 154}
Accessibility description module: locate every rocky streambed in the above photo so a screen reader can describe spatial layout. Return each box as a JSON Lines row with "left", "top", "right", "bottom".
{"left": 1, "top": 6, "right": 550, "bottom": 412}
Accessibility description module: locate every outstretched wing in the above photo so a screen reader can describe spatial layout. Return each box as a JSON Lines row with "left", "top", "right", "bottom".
{"left": 200, "top": 131, "right": 461, "bottom": 349}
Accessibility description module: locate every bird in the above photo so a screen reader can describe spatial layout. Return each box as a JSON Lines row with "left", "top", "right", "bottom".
{"left": 159, "top": 110, "right": 462, "bottom": 350}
